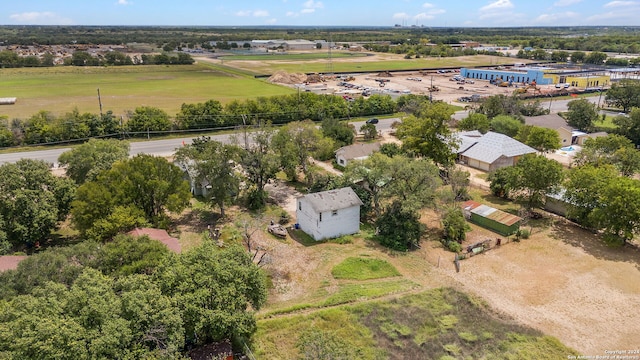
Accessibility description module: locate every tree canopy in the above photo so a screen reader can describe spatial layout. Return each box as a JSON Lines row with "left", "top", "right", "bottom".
{"left": 71, "top": 154, "right": 190, "bottom": 239}
{"left": 395, "top": 102, "right": 457, "bottom": 167}
{"left": 0, "top": 159, "right": 75, "bottom": 247}
{"left": 58, "top": 138, "right": 130, "bottom": 184}
{"left": 565, "top": 98, "right": 599, "bottom": 131}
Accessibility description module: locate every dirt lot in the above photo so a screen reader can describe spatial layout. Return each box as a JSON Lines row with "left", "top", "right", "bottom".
{"left": 261, "top": 162, "right": 640, "bottom": 356}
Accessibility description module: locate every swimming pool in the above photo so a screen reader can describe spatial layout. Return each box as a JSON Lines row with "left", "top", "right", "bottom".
{"left": 560, "top": 146, "right": 574, "bottom": 151}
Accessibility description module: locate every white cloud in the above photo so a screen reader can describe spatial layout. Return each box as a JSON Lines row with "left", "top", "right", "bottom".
{"left": 604, "top": 1, "right": 637, "bottom": 7}
{"left": 480, "top": 0, "right": 514, "bottom": 12}
{"left": 303, "top": 0, "right": 324, "bottom": 9}
{"left": 9, "top": 12, "right": 72, "bottom": 25}
{"left": 553, "top": 0, "right": 582, "bottom": 6}
{"left": 235, "top": 10, "right": 269, "bottom": 17}
{"left": 422, "top": 2, "right": 435, "bottom": 8}
{"left": 286, "top": 11, "right": 297, "bottom": 17}
{"left": 266, "top": 18, "right": 278, "bottom": 24}
{"left": 533, "top": 11, "right": 579, "bottom": 23}
{"left": 117, "top": 0, "right": 131, "bottom": 5}
{"left": 415, "top": 13, "right": 436, "bottom": 21}
{"left": 427, "top": 9, "right": 446, "bottom": 15}
{"left": 301, "top": 8, "right": 315, "bottom": 13}
{"left": 392, "top": 12, "right": 410, "bottom": 20}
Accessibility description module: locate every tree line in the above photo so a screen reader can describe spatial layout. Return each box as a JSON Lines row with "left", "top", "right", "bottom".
{"left": 0, "top": 49, "right": 194, "bottom": 68}
{"left": 0, "top": 92, "right": 398, "bottom": 147}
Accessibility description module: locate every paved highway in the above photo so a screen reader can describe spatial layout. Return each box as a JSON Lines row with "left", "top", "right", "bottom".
{"left": 0, "top": 118, "right": 399, "bottom": 165}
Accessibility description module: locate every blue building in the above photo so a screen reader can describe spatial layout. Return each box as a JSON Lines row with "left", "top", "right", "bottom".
{"left": 460, "top": 67, "right": 553, "bottom": 85}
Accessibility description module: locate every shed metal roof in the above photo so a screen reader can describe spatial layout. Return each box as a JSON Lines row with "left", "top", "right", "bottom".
{"left": 461, "top": 200, "right": 522, "bottom": 227}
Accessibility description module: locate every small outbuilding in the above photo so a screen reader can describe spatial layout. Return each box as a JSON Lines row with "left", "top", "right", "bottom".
{"left": 335, "top": 142, "right": 381, "bottom": 167}
{"left": 296, "top": 187, "right": 363, "bottom": 241}
{"left": 461, "top": 200, "right": 522, "bottom": 236}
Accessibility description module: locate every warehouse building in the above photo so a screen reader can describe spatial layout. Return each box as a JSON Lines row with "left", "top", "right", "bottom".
{"left": 461, "top": 65, "right": 610, "bottom": 87}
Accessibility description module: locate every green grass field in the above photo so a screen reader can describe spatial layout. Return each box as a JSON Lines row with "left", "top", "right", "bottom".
{"left": 331, "top": 257, "right": 401, "bottom": 280}
{"left": 223, "top": 54, "right": 519, "bottom": 75}
{"left": 253, "top": 288, "right": 578, "bottom": 359}
{"left": 0, "top": 63, "right": 294, "bottom": 119}
{"left": 221, "top": 52, "right": 367, "bottom": 61}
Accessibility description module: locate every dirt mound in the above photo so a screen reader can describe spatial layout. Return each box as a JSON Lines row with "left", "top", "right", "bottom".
{"left": 305, "top": 73, "right": 324, "bottom": 83}
{"left": 377, "top": 71, "right": 393, "bottom": 77}
{"left": 268, "top": 71, "right": 308, "bottom": 84}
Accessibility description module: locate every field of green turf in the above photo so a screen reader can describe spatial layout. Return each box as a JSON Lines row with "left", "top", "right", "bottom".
{"left": 0, "top": 63, "right": 295, "bottom": 119}
{"left": 221, "top": 52, "right": 367, "bottom": 61}
{"left": 223, "top": 54, "right": 519, "bottom": 75}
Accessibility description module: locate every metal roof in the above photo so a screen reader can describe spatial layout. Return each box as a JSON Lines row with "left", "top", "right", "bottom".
{"left": 299, "top": 187, "right": 363, "bottom": 213}
{"left": 458, "top": 131, "right": 536, "bottom": 164}
{"left": 461, "top": 200, "right": 522, "bottom": 227}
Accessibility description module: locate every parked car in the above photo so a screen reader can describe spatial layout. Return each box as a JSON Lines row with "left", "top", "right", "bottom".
{"left": 366, "top": 118, "right": 379, "bottom": 124}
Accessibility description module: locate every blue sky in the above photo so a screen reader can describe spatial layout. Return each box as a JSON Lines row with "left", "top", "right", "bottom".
{"left": 4, "top": 0, "right": 640, "bottom": 27}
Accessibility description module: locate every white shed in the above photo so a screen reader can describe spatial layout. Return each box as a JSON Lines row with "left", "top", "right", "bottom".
{"left": 296, "top": 187, "right": 363, "bottom": 241}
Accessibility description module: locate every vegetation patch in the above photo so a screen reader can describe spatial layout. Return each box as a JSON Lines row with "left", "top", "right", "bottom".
{"left": 331, "top": 257, "right": 401, "bottom": 280}
{"left": 254, "top": 288, "right": 578, "bottom": 359}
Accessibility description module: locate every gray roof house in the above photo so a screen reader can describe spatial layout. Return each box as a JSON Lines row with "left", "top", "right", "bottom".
{"left": 335, "top": 142, "right": 381, "bottom": 167}
{"left": 296, "top": 187, "right": 363, "bottom": 241}
{"left": 454, "top": 131, "right": 537, "bottom": 172}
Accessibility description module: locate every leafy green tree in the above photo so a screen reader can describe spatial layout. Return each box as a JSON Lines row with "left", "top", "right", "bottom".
{"left": 478, "top": 95, "right": 521, "bottom": 119}
{"left": 571, "top": 51, "right": 586, "bottom": 63}
{"left": 458, "top": 113, "right": 490, "bottom": 133}
{"left": 175, "top": 99, "right": 224, "bottom": 129}
{"left": 72, "top": 155, "right": 190, "bottom": 237}
{"left": 379, "top": 142, "right": 405, "bottom": 157}
{"left": 574, "top": 134, "right": 640, "bottom": 176}
{"left": 605, "top": 79, "right": 640, "bottom": 113}
{"left": 584, "top": 51, "right": 607, "bottom": 64}
{"left": 395, "top": 102, "right": 456, "bottom": 167}
{"left": 0, "top": 159, "right": 75, "bottom": 246}
{"left": 490, "top": 115, "right": 523, "bottom": 137}
{"left": 565, "top": 98, "right": 598, "bottom": 131}
{"left": 154, "top": 243, "right": 267, "bottom": 345}
{"left": 375, "top": 201, "right": 424, "bottom": 251}
{"left": 126, "top": 106, "right": 173, "bottom": 132}
{"left": 442, "top": 207, "right": 470, "bottom": 244}
{"left": 360, "top": 123, "right": 378, "bottom": 140}
{"left": 510, "top": 154, "right": 564, "bottom": 209}
{"left": 58, "top": 138, "right": 130, "bottom": 184}
{"left": 564, "top": 165, "right": 618, "bottom": 228}
{"left": 613, "top": 107, "right": 640, "bottom": 145}
{"left": 174, "top": 139, "right": 243, "bottom": 217}
{"left": 96, "top": 234, "right": 171, "bottom": 277}
{"left": 488, "top": 166, "right": 519, "bottom": 198}
{"left": 240, "top": 124, "right": 281, "bottom": 209}
{"left": 590, "top": 176, "right": 640, "bottom": 245}
{"left": 516, "top": 126, "right": 561, "bottom": 153}
{"left": 384, "top": 156, "right": 441, "bottom": 212}
{"left": 272, "top": 120, "right": 332, "bottom": 181}
{"left": 321, "top": 117, "right": 355, "bottom": 148}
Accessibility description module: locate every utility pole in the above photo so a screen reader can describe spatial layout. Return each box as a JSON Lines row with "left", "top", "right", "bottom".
{"left": 97, "top": 88, "right": 103, "bottom": 117}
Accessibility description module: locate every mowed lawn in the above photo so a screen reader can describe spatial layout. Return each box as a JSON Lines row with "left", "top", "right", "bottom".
{"left": 221, "top": 54, "right": 521, "bottom": 75}
{"left": 0, "top": 63, "right": 294, "bottom": 119}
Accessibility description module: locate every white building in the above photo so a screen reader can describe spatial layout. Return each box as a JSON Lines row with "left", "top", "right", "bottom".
{"left": 296, "top": 187, "right": 363, "bottom": 241}
{"left": 335, "top": 142, "right": 381, "bottom": 167}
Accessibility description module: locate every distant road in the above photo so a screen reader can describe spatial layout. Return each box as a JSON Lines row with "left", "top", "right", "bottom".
{"left": 0, "top": 118, "right": 399, "bottom": 165}
{"left": 453, "top": 95, "right": 601, "bottom": 120}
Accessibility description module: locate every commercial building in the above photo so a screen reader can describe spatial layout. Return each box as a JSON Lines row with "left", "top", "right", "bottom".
{"left": 461, "top": 65, "right": 610, "bottom": 87}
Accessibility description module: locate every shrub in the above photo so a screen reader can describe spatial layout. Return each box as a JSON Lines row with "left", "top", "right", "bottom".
{"left": 445, "top": 241, "right": 462, "bottom": 253}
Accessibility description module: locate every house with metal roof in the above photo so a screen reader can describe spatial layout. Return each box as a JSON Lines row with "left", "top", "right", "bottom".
{"left": 335, "top": 142, "right": 381, "bottom": 167}
{"left": 296, "top": 187, "right": 363, "bottom": 241}
{"left": 454, "top": 131, "right": 537, "bottom": 172}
